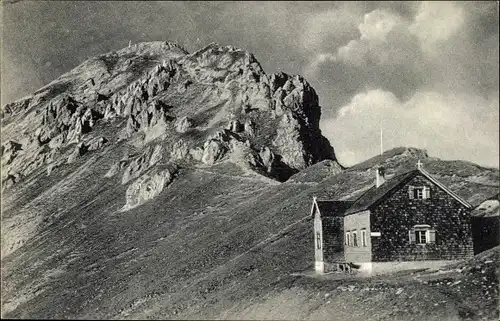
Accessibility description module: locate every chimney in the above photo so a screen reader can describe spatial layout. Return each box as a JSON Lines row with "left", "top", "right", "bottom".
{"left": 376, "top": 166, "right": 386, "bottom": 188}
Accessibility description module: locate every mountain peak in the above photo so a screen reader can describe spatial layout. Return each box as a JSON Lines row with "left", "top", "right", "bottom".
{"left": 1, "top": 41, "right": 337, "bottom": 193}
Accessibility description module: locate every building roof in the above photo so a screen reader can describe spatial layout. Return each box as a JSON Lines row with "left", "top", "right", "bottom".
{"left": 312, "top": 167, "right": 472, "bottom": 218}
{"left": 344, "top": 170, "right": 419, "bottom": 215}
{"left": 311, "top": 199, "right": 353, "bottom": 218}
{"left": 344, "top": 168, "right": 472, "bottom": 215}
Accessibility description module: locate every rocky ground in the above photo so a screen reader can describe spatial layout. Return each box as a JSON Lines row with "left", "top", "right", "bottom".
{"left": 1, "top": 41, "right": 499, "bottom": 320}
{"left": 224, "top": 246, "right": 499, "bottom": 321}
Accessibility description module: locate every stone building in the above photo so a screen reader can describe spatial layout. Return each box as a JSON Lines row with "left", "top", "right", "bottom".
{"left": 312, "top": 161, "right": 474, "bottom": 275}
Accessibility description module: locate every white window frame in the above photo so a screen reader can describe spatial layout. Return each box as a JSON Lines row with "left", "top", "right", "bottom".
{"left": 345, "top": 231, "right": 350, "bottom": 247}
{"left": 352, "top": 231, "right": 358, "bottom": 247}
{"left": 361, "top": 229, "right": 367, "bottom": 247}
{"left": 409, "top": 224, "right": 436, "bottom": 245}
{"left": 415, "top": 230, "right": 427, "bottom": 244}
{"left": 409, "top": 186, "right": 431, "bottom": 200}
{"left": 316, "top": 231, "right": 321, "bottom": 249}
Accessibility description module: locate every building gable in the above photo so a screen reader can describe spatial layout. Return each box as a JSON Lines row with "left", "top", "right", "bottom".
{"left": 310, "top": 197, "right": 320, "bottom": 218}
{"left": 370, "top": 172, "right": 471, "bottom": 211}
{"left": 417, "top": 168, "right": 471, "bottom": 208}
{"left": 368, "top": 172, "right": 474, "bottom": 262}
{"left": 345, "top": 168, "right": 471, "bottom": 216}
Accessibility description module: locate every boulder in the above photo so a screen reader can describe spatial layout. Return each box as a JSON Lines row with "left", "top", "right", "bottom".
{"left": 243, "top": 120, "right": 255, "bottom": 136}
{"left": 121, "top": 144, "right": 163, "bottom": 184}
{"left": 226, "top": 120, "right": 242, "bottom": 133}
{"left": 175, "top": 116, "right": 193, "bottom": 133}
{"left": 87, "top": 136, "right": 108, "bottom": 151}
{"left": 171, "top": 140, "right": 189, "bottom": 160}
{"left": 122, "top": 168, "right": 174, "bottom": 210}
{"left": 202, "top": 140, "right": 226, "bottom": 165}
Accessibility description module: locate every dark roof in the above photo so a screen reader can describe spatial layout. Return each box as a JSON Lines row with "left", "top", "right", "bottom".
{"left": 313, "top": 200, "right": 353, "bottom": 218}
{"left": 312, "top": 167, "right": 472, "bottom": 218}
{"left": 344, "top": 170, "right": 419, "bottom": 215}
{"left": 344, "top": 168, "right": 472, "bottom": 215}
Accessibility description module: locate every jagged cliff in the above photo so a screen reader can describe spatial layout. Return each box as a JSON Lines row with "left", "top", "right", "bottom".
{"left": 1, "top": 41, "right": 337, "bottom": 195}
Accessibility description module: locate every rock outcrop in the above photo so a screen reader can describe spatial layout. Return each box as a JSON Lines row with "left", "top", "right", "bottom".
{"left": 1, "top": 41, "right": 339, "bottom": 202}
{"left": 122, "top": 167, "right": 175, "bottom": 211}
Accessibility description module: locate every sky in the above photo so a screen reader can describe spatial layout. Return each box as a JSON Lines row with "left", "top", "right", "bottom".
{"left": 2, "top": 1, "right": 499, "bottom": 168}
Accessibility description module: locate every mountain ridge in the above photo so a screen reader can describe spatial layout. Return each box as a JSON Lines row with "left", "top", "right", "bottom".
{"left": 1, "top": 41, "right": 337, "bottom": 191}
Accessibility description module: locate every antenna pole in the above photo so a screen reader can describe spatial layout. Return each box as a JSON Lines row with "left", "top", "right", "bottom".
{"left": 380, "top": 127, "right": 383, "bottom": 155}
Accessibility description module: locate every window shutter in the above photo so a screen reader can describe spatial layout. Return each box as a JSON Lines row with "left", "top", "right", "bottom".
{"left": 409, "top": 229, "right": 416, "bottom": 244}
{"left": 408, "top": 186, "right": 414, "bottom": 199}
{"left": 428, "top": 229, "right": 436, "bottom": 243}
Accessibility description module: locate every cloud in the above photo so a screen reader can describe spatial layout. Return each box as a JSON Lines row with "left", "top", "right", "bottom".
{"left": 334, "top": 8, "right": 422, "bottom": 67}
{"left": 321, "top": 89, "right": 499, "bottom": 168}
{"left": 304, "top": 2, "right": 498, "bottom": 113}
{"left": 307, "top": 2, "right": 499, "bottom": 168}
{"left": 409, "top": 1, "right": 465, "bottom": 54}
{"left": 299, "top": 4, "right": 363, "bottom": 54}
{"left": 359, "top": 9, "right": 403, "bottom": 42}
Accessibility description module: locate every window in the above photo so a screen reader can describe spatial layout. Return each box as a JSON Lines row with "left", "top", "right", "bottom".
{"left": 361, "top": 229, "right": 367, "bottom": 247}
{"left": 408, "top": 186, "right": 431, "bottom": 199}
{"left": 316, "top": 232, "right": 321, "bottom": 249}
{"left": 345, "top": 231, "right": 350, "bottom": 246}
{"left": 415, "top": 188, "right": 423, "bottom": 199}
{"left": 415, "top": 230, "right": 427, "bottom": 244}
{"left": 409, "top": 224, "right": 436, "bottom": 244}
{"left": 352, "top": 231, "right": 358, "bottom": 247}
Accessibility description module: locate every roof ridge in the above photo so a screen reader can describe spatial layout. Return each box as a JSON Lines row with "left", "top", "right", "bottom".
{"left": 352, "top": 169, "right": 417, "bottom": 201}
{"left": 345, "top": 170, "right": 418, "bottom": 215}
{"left": 418, "top": 168, "right": 471, "bottom": 208}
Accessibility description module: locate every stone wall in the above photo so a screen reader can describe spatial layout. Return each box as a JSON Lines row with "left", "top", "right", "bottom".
{"left": 314, "top": 213, "right": 344, "bottom": 273}
{"left": 322, "top": 216, "right": 344, "bottom": 262}
{"left": 370, "top": 174, "right": 473, "bottom": 262}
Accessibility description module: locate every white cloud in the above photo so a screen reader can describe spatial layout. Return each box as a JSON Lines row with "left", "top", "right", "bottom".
{"left": 303, "top": 3, "right": 498, "bottom": 168}
{"left": 359, "top": 9, "right": 403, "bottom": 42}
{"left": 299, "top": 4, "right": 362, "bottom": 54}
{"left": 321, "top": 89, "right": 499, "bottom": 168}
{"left": 303, "top": 7, "right": 422, "bottom": 78}
{"left": 409, "top": 1, "right": 465, "bottom": 54}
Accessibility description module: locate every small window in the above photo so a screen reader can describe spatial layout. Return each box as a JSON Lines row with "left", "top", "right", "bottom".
{"left": 415, "top": 230, "right": 427, "bottom": 244}
{"left": 345, "top": 231, "right": 350, "bottom": 246}
{"left": 316, "top": 232, "right": 321, "bottom": 249}
{"left": 408, "top": 186, "right": 431, "bottom": 199}
{"left": 361, "top": 229, "right": 367, "bottom": 247}
{"left": 409, "top": 224, "right": 436, "bottom": 244}
{"left": 352, "top": 231, "right": 358, "bottom": 247}
{"left": 415, "top": 188, "right": 424, "bottom": 199}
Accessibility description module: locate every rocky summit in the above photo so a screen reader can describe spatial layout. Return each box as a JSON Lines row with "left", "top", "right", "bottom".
{"left": 1, "top": 42, "right": 499, "bottom": 320}
{"left": 1, "top": 41, "right": 336, "bottom": 191}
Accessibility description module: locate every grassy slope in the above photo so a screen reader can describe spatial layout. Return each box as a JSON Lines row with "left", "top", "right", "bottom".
{"left": 1, "top": 144, "right": 498, "bottom": 320}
